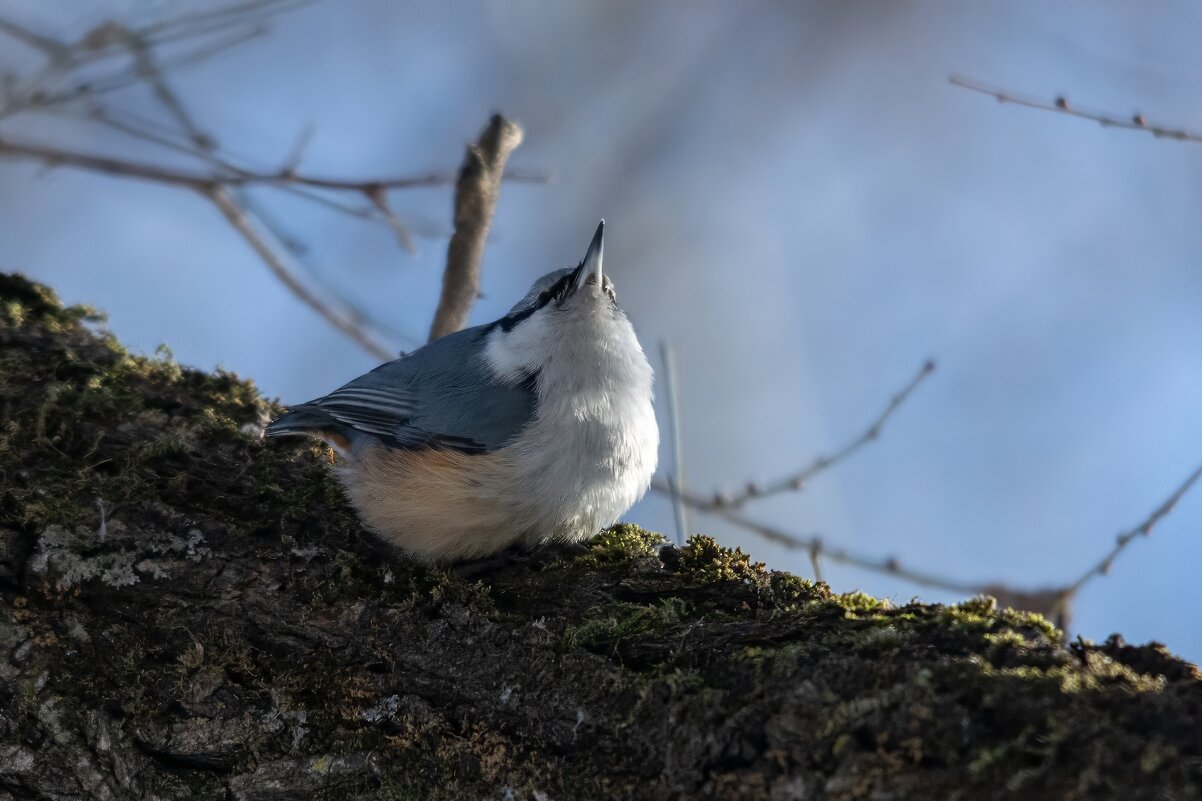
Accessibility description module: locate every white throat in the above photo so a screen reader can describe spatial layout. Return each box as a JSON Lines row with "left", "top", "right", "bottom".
{"left": 482, "top": 300, "right": 659, "bottom": 539}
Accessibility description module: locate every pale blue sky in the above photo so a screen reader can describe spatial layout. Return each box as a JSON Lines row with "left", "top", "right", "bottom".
{"left": 2, "top": 1, "right": 1200, "bottom": 662}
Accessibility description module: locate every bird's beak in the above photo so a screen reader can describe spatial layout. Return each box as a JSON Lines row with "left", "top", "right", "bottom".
{"left": 575, "top": 220, "right": 604, "bottom": 292}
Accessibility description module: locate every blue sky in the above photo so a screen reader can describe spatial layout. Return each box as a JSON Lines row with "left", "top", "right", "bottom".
{"left": 3, "top": 1, "right": 1201, "bottom": 662}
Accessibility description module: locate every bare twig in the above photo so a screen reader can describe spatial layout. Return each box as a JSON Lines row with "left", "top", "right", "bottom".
{"left": 657, "top": 458, "right": 1202, "bottom": 625}
{"left": 74, "top": 104, "right": 375, "bottom": 218}
{"left": 653, "top": 478, "right": 986, "bottom": 595}
{"left": 808, "top": 541, "right": 823, "bottom": 583}
{"left": 137, "top": 0, "right": 314, "bottom": 41}
{"left": 0, "top": 135, "right": 471, "bottom": 192}
{"left": 121, "top": 29, "right": 421, "bottom": 344}
{"left": 0, "top": 10, "right": 539, "bottom": 358}
{"left": 949, "top": 75, "right": 1202, "bottom": 145}
{"left": 0, "top": 1, "right": 293, "bottom": 119}
{"left": 125, "top": 32, "right": 215, "bottom": 152}
{"left": 659, "top": 341, "right": 690, "bottom": 546}
{"left": 207, "top": 186, "right": 394, "bottom": 360}
{"left": 366, "top": 186, "right": 417, "bottom": 254}
{"left": 428, "top": 114, "right": 524, "bottom": 342}
{"left": 79, "top": 87, "right": 420, "bottom": 348}
{"left": 0, "top": 17, "right": 67, "bottom": 57}
{"left": 280, "top": 123, "right": 316, "bottom": 175}
{"left": 1061, "top": 463, "right": 1202, "bottom": 600}
{"left": 703, "top": 360, "right": 935, "bottom": 511}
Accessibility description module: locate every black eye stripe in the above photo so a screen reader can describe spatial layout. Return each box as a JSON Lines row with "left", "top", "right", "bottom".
{"left": 542, "top": 271, "right": 576, "bottom": 305}
{"left": 495, "top": 267, "right": 582, "bottom": 332}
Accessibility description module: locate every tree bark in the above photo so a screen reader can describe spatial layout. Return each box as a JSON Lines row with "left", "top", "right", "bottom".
{"left": 0, "top": 272, "right": 1199, "bottom": 800}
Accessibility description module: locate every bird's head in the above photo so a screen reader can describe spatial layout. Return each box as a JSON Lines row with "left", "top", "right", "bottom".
{"left": 485, "top": 221, "right": 637, "bottom": 384}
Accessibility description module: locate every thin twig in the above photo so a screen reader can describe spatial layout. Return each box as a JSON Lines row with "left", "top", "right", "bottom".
{"left": 949, "top": 75, "right": 1202, "bottom": 145}
{"left": 0, "top": 16, "right": 67, "bottom": 57}
{"left": 0, "top": 135, "right": 471, "bottom": 192}
{"left": 652, "top": 478, "right": 986, "bottom": 595}
{"left": 162, "top": 23, "right": 269, "bottom": 70}
{"left": 428, "top": 114, "right": 524, "bottom": 342}
{"left": 366, "top": 186, "right": 417, "bottom": 254}
{"left": 125, "top": 27, "right": 410, "bottom": 330}
{"left": 126, "top": 32, "right": 215, "bottom": 151}
{"left": 808, "top": 541, "right": 823, "bottom": 583}
{"left": 1061, "top": 463, "right": 1202, "bottom": 599}
{"left": 84, "top": 104, "right": 418, "bottom": 345}
{"left": 0, "top": 5, "right": 486, "bottom": 354}
{"left": 659, "top": 341, "right": 691, "bottom": 546}
{"left": 207, "top": 186, "right": 394, "bottom": 360}
{"left": 125, "top": 38, "right": 422, "bottom": 260}
{"left": 76, "top": 104, "right": 375, "bottom": 218}
{"left": 704, "top": 360, "right": 935, "bottom": 511}
{"left": 236, "top": 196, "right": 420, "bottom": 348}
{"left": 657, "top": 458, "right": 1202, "bottom": 623}
{"left": 138, "top": 0, "right": 314, "bottom": 40}
{"left": 280, "top": 123, "right": 316, "bottom": 175}
{"left": 0, "top": 4, "right": 281, "bottom": 119}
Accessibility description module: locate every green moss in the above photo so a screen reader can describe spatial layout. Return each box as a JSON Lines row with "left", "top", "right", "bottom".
{"left": 997, "top": 607, "right": 1060, "bottom": 640}
{"left": 765, "top": 572, "right": 830, "bottom": 609}
{"left": 0, "top": 272, "right": 283, "bottom": 536}
{"left": 573, "top": 524, "right": 666, "bottom": 568}
{"left": 423, "top": 570, "right": 496, "bottom": 614}
{"left": 835, "top": 591, "right": 890, "bottom": 614}
{"left": 676, "top": 534, "right": 765, "bottom": 584}
{"left": 983, "top": 630, "right": 1027, "bottom": 649}
{"left": 957, "top": 595, "right": 998, "bottom": 616}
{"left": 927, "top": 597, "right": 1062, "bottom": 653}
{"left": 564, "top": 597, "right": 691, "bottom": 653}
{"left": 0, "top": 273, "right": 103, "bottom": 330}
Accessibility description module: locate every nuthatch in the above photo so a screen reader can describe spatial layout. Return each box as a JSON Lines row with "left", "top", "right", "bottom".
{"left": 266, "top": 222, "right": 659, "bottom": 562}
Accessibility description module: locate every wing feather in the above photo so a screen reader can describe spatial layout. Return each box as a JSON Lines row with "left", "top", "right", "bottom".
{"left": 266, "top": 324, "right": 536, "bottom": 453}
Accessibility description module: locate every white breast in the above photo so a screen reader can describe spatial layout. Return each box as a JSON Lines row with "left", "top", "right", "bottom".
{"left": 486, "top": 302, "right": 659, "bottom": 545}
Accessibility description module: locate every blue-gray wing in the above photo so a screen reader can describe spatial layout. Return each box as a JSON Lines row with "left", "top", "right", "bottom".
{"left": 265, "top": 324, "right": 536, "bottom": 453}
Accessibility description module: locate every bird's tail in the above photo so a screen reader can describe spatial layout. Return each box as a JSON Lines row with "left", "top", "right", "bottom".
{"left": 264, "top": 405, "right": 336, "bottom": 438}
{"left": 266, "top": 405, "right": 358, "bottom": 456}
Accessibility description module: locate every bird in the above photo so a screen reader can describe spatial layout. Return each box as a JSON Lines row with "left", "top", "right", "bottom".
{"left": 265, "top": 221, "right": 659, "bottom": 563}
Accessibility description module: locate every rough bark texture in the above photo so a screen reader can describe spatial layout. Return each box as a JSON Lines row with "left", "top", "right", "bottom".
{"left": 1, "top": 272, "right": 1200, "bottom": 801}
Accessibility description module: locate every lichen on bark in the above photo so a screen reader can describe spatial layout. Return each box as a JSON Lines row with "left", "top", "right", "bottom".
{"left": 1, "top": 272, "right": 1200, "bottom": 800}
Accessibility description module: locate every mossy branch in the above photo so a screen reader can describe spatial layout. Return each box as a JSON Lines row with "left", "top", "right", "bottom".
{"left": 1, "top": 273, "right": 1200, "bottom": 800}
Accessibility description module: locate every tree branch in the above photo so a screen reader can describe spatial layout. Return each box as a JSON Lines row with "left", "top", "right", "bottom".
{"left": 949, "top": 75, "right": 1202, "bottom": 144}
{"left": 657, "top": 458, "right": 1202, "bottom": 627}
{"left": 659, "top": 340, "right": 691, "bottom": 545}
{"left": 5, "top": 280, "right": 1200, "bottom": 799}
{"left": 1062, "top": 462, "right": 1202, "bottom": 598}
{"left": 652, "top": 478, "right": 987, "bottom": 595}
{"left": 207, "top": 186, "right": 395, "bottom": 360}
{"left": 428, "top": 114, "right": 524, "bottom": 342}
{"left": 702, "top": 360, "right": 935, "bottom": 511}
{"left": 0, "top": 16, "right": 67, "bottom": 57}
{"left": 0, "top": 134, "right": 472, "bottom": 192}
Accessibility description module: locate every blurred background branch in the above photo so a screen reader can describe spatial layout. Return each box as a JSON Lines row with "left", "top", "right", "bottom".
{"left": 694, "top": 359, "right": 936, "bottom": 512}
{"left": 0, "top": 1, "right": 544, "bottom": 357}
{"left": 659, "top": 340, "right": 690, "bottom": 546}
{"left": 654, "top": 357, "right": 1202, "bottom": 630}
{"left": 950, "top": 74, "right": 1202, "bottom": 144}
{"left": 429, "top": 114, "right": 524, "bottom": 342}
